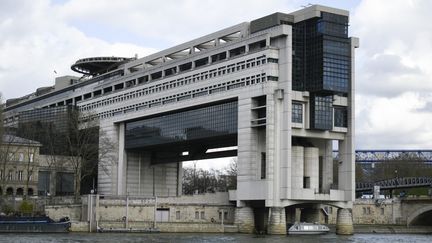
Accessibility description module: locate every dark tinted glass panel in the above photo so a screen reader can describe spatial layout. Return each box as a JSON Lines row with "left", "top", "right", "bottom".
{"left": 56, "top": 172, "right": 74, "bottom": 196}
{"left": 292, "top": 12, "right": 350, "bottom": 94}
{"left": 334, "top": 106, "right": 348, "bottom": 127}
{"left": 18, "top": 106, "right": 76, "bottom": 155}
{"left": 37, "top": 171, "right": 50, "bottom": 196}
{"left": 310, "top": 95, "right": 333, "bottom": 130}
{"left": 125, "top": 101, "right": 238, "bottom": 149}
{"left": 317, "top": 12, "right": 348, "bottom": 38}
{"left": 292, "top": 102, "right": 303, "bottom": 123}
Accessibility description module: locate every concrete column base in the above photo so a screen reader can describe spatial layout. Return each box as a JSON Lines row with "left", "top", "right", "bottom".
{"left": 234, "top": 207, "right": 255, "bottom": 233}
{"left": 267, "top": 207, "right": 287, "bottom": 235}
{"left": 336, "top": 208, "right": 354, "bottom": 235}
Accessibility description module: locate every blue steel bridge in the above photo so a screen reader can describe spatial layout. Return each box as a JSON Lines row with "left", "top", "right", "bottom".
{"left": 333, "top": 150, "right": 432, "bottom": 192}
{"left": 354, "top": 150, "right": 432, "bottom": 163}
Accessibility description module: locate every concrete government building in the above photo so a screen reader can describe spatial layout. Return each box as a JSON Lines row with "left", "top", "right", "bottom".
{"left": 3, "top": 5, "right": 358, "bottom": 234}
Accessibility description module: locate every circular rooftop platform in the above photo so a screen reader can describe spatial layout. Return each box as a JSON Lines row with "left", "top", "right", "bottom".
{"left": 71, "top": 56, "right": 132, "bottom": 75}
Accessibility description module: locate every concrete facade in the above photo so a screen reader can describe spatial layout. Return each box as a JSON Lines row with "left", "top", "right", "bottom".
{"left": 3, "top": 4, "right": 358, "bottom": 234}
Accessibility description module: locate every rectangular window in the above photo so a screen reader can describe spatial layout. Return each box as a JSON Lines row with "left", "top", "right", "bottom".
{"left": 260, "top": 152, "right": 266, "bottom": 179}
{"left": 267, "top": 58, "right": 278, "bottom": 63}
{"left": 30, "top": 153, "right": 34, "bottom": 162}
{"left": 179, "top": 62, "right": 192, "bottom": 72}
{"left": 176, "top": 211, "right": 181, "bottom": 220}
{"left": 195, "top": 57, "right": 209, "bottom": 68}
{"left": 292, "top": 102, "right": 303, "bottom": 123}
{"left": 0, "top": 170, "right": 2, "bottom": 179}
{"left": 310, "top": 94, "right": 333, "bottom": 130}
{"left": 8, "top": 170, "right": 13, "bottom": 180}
{"left": 334, "top": 107, "right": 348, "bottom": 127}
{"left": 200, "top": 211, "right": 205, "bottom": 219}
{"left": 19, "top": 153, "right": 24, "bottom": 162}
{"left": 224, "top": 211, "right": 228, "bottom": 220}
{"left": 29, "top": 171, "right": 33, "bottom": 181}
{"left": 195, "top": 211, "right": 199, "bottom": 219}
{"left": 380, "top": 208, "right": 384, "bottom": 215}
{"left": 229, "top": 46, "right": 245, "bottom": 57}
{"left": 304, "top": 177, "right": 310, "bottom": 188}
{"left": 18, "top": 171, "right": 23, "bottom": 181}
{"left": 38, "top": 171, "right": 50, "bottom": 196}
{"left": 156, "top": 209, "right": 170, "bottom": 222}
{"left": 56, "top": 172, "right": 74, "bottom": 196}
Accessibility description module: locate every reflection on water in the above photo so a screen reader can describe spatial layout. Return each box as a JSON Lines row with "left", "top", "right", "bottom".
{"left": 0, "top": 233, "right": 431, "bottom": 243}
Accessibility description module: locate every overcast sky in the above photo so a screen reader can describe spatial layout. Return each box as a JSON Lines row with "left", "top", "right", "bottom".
{"left": 1, "top": 0, "right": 432, "bottom": 166}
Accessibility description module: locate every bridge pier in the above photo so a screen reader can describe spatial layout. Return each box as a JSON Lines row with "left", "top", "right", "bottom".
{"left": 336, "top": 208, "right": 354, "bottom": 235}
{"left": 234, "top": 207, "right": 255, "bottom": 233}
{"left": 267, "top": 207, "right": 286, "bottom": 235}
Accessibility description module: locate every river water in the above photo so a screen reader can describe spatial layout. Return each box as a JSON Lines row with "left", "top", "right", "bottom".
{"left": 0, "top": 233, "right": 431, "bottom": 243}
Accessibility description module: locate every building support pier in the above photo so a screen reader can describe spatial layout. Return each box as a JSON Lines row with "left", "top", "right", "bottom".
{"left": 336, "top": 208, "right": 354, "bottom": 235}
{"left": 267, "top": 207, "right": 286, "bottom": 235}
{"left": 234, "top": 207, "right": 255, "bottom": 233}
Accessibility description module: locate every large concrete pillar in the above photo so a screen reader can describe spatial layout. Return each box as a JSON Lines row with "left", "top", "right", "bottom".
{"left": 336, "top": 208, "right": 354, "bottom": 235}
{"left": 117, "top": 123, "right": 127, "bottom": 195}
{"left": 291, "top": 146, "right": 304, "bottom": 189}
{"left": 322, "top": 140, "right": 333, "bottom": 193}
{"left": 234, "top": 207, "right": 255, "bottom": 233}
{"left": 304, "top": 147, "right": 319, "bottom": 192}
{"left": 267, "top": 207, "right": 287, "bottom": 235}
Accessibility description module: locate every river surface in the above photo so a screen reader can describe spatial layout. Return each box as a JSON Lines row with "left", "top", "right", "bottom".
{"left": 0, "top": 233, "right": 431, "bottom": 243}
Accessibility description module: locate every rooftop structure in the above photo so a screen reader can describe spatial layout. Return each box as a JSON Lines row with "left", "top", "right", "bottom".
{"left": 71, "top": 56, "right": 133, "bottom": 76}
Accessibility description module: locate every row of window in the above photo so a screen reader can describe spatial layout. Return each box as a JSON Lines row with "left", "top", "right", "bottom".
{"left": 0, "top": 186, "right": 35, "bottom": 196}
{"left": 0, "top": 170, "right": 33, "bottom": 181}
{"left": 79, "top": 54, "right": 270, "bottom": 113}
{"left": 292, "top": 100, "right": 347, "bottom": 129}
{"left": 98, "top": 73, "right": 267, "bottom": 120}
{"left": 41, "top": 53, "right": 269, "bottom": 111}
{"left": 5, "top": 153, "right": 34, "bottom": 162}
{"left": 173, "top": 210, "right": 229, "bottom": 221}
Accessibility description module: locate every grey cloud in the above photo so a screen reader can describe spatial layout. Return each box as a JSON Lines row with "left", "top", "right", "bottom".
{"left": 415, "top": 101, "right": 432, "bottom": 113}
{"left": 356, "top": 54, "right": 429, "bottom": 97}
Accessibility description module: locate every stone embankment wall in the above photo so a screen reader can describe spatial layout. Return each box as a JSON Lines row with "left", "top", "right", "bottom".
{"left": 44, "top": 194, "right": 432, "bottom": 232}
{"left": 45, "top": 192, "right": 236, "bottom": 232}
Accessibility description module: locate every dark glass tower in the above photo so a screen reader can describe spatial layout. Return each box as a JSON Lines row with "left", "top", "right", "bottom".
{"left": 293, "top": 12, "right": 350, "bottom": 130}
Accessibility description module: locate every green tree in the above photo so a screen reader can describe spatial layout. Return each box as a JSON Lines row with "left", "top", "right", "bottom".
{"left": 18, "top": 200, "right": 34, "bottom": 216}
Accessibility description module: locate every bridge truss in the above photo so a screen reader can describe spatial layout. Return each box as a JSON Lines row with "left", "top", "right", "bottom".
{"left": 356, "top": 177, "right": 432, "bottom": 192}
{"left": 355, "top": 150, "right": 432, "bottom": 163}
{"left": 333, "top": 150, "right": 432, "bottom": 163}
{"left": 332, "top": 150, "right": 432, "bottom": 192}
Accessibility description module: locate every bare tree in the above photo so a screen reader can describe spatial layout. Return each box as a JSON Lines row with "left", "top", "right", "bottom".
{"left": 224, "top": 158, "right": 237, "bottom": 190}
{"left": 19, "top": 123, "right": 40, "bottom": 197}
{"left": 62, "top": 110, "right": 115, "bottom": 199}
{"left": 16, "top": 106, "right": 115, "bottom": 199}
{"left": 0, "top": 93, "right": 3, "bottom": 141}
{"left": 360, "top": 153, "right": 432, "bottom": 183}
{"left": 182, "top": 157, "right": 238, "bottom": 195}
{"left": 0, "top": 135, "right": 20, "bottom": 195}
